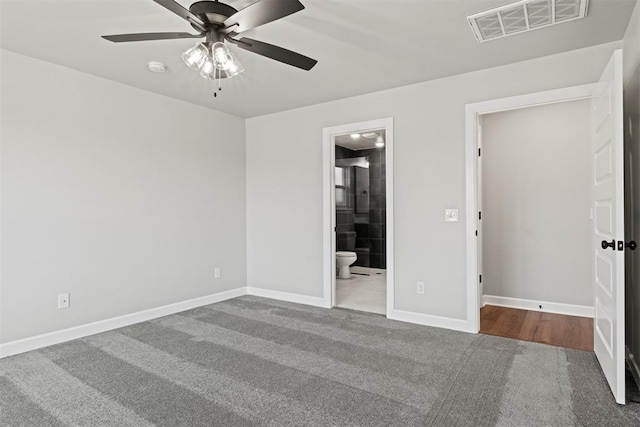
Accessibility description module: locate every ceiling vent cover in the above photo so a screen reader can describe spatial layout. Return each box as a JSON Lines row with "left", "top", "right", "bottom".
{"left": 468, "top": 0, "right": 588, "bottom": 43}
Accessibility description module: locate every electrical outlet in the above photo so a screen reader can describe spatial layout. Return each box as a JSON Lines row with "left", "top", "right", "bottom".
{"left": 416, "top": 282, "right": 425, "bottom": 295}
{"left": 58, "top": 293, "right": 70, "bottom": 309}
{"left": 214, "top": 268, "right": 221, "bottom": 279}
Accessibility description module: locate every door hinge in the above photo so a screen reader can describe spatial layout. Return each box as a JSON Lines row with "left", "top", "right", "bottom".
{"left": 479, "top": 211, "right": 482, "bottom": 220}
{"left": 475, "top": 230, "right": 478, "bottom": 236}
{"left": 478, "top": 148, "right": 481, "bottom": 156}
{"left": 479, "top": 274, "right": 482, "bottom": 283}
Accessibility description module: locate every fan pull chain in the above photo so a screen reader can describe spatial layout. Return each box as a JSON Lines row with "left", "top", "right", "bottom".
{"left": 214, "top": 67, "right": 219, "bottom": 97}
{"left": 211, "top": 67, "right": 224, "bottom": 98}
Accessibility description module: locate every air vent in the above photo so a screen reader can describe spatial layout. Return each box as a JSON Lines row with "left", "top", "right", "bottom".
{"left": 468, "top": 0, "right": 588, "bottom": 43}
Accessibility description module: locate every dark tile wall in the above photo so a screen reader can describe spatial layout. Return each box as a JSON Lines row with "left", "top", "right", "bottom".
{"left": 334, "top": 145, "right": 386, "bottom": 269}
{"left": 335, "top": 146, "right": 356, "bottom": 253}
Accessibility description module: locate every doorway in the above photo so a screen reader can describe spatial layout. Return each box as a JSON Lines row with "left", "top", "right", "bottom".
{"left": 334, "top": 129, "right": 387, "bottom": 314}
{"left": 476, "top": 98, "right": 594, "bottom": 351}
{"left": 465, "top": 84, "right": 596, "bottom": 331}
{"left": 322, "top": 118, "right": 394, "bottom": 316}
{"left": 467, "top": 51, "right": 628, "bottom": 404}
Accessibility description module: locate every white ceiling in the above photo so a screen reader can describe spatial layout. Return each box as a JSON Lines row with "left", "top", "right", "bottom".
{"left": 335, "top": 130, "right": 385, "bottom": 151}
{"left": 0, "top": 0, "right": 635, "bottom": 118}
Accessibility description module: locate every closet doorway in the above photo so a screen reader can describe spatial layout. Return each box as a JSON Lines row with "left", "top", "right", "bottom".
{"left": 472, "top": 91, "right": 595, "bottom": 351}
{"left": 468, "top": 52, "right": 628, "bottom": 404}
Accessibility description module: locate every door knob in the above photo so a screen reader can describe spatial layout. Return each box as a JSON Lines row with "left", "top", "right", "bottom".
{"left": 601, "top": 239, "right": 615, "bottom": 250}
{"left": 627, "top": 241, "right": 637, "bottom": 251}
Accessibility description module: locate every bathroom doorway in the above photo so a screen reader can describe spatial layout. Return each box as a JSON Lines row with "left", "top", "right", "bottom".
{"left": 322, "top": 118, "right": 394, "bottom": 316}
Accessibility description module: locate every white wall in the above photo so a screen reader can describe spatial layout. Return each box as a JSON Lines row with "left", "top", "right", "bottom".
{"left": 246, "top": 41, "right": 621, "bottom": 322}
{"left": 481, "top": 100, "right": 592, "bottom": 307}
{"left": 623, "top": 0, "right": 640, "bottom": 380}
{"left": 0, "top": 50, "right": 246, "bottom": 344}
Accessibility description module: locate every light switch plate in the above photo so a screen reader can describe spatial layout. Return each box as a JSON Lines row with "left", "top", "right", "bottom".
{"left": 445, "top": 209, "right": 459, "bottom": 222}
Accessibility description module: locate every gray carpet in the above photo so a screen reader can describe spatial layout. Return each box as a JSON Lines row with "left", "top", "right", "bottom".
{"left": 1, "top": 296, "right": 640, "bottom": 426}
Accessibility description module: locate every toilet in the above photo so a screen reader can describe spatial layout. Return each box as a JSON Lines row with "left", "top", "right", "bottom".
{"left": 336, "top": 251, "right": 358, "bottom": 279}
{"left": 336, "top": 231, "right": 358, "bottom": 279}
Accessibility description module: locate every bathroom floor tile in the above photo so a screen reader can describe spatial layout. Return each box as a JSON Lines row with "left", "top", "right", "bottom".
{"left": 336, "top": 269, "right": 386, "bottom": 315}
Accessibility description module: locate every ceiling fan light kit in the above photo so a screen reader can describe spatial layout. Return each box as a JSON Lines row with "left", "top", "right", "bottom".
{"left": 211, "top": 42, "right": 244, "bottom": 76}
{"left": 103, "top": 0, "right": 318, "bottom": 97}
{"left": 182, "top": 40, "right": 244, "bottom": 91}
{"left": 182, "top": 42, "right": 209, "bottom": 71}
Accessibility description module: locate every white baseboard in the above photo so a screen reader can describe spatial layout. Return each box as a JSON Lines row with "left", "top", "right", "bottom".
{"left": 246, "top": 287, "right": 331, "bottom": 308}
{"left": 8, "top": 287, "right": 595, "bottom": 359}
{"left": 0, "top": 287, "right": 247, "bottom": 359}
{"left": 245, "top": 288, "right": 475, "bottom": 334}
{"left": 482, "top": 295, "right": 594, "bottom": 318}
{"left": 627, "top": 346, "right": 640, "bottom": 391}
{"left": 387, "top": 309, "right": 475, "bottom": 333}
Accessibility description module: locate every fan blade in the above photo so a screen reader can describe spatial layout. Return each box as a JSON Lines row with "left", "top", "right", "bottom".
{"left": 152, "top": 0, "right": 207, "bottom": 32}
{"left": 232, "top": 37, "right": 317, "bottom": 70}
{"left": 102, "top": 32, "right": 203, "bottom": 43}
{"left": 223, "top": 0, "right": 304, "bottom": 32}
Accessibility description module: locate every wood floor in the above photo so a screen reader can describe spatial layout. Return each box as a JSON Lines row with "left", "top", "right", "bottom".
{"left": 480, "top": 305, "right": 594, "bottom": 352}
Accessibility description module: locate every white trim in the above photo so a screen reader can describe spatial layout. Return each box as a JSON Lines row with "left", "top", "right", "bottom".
{"left": 385, "top": 120, "right": 395, "bottom": 316}
{"left": 246, "top": 287, "right": 331, "bottom": 308}
{"left": 465, "top": 83, "right": 596, "bottom": 333}
{"left": 387, "top": 309, "right": 476, "bottom": 334}
{"left": 322, "top": 128, "right": 334, "bottom": 308}
{"left": 467, "top": 84, "right": 596, "bottom": 116}
{"left": 322, "top": 117, "right": 395, "bottom": 314}
{"left": 0, "top": 287, "right": 247, "bottom": 359}
{"left": 477, "top": 118, "right": 484, "bottom": 310}
{"left": 482, "top": 295, "right": 594, "bottom": 318}
{"left": 626, "top": 346, "right": 640, "bottom": 393}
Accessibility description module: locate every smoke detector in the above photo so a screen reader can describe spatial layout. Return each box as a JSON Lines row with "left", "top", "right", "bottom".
{"left": 468, "top": 0, "right": 588, "bottom": 43}
{"left": 147, "top": 61, "right": 167, "bottom": 73}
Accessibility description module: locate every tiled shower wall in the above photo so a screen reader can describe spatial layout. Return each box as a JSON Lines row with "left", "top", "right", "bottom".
{"left": 335, "top": 145, "right": 386, "bottom": 269}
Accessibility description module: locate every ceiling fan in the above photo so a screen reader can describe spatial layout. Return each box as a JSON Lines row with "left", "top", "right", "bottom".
{"left": 102, "top": 0, "right": 317, "bottom": 91}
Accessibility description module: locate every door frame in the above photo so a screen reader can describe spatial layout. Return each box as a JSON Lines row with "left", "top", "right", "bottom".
{"left": 322, "top": 117, "right": 394, "bottom": 313}
{"left": 464, "top": 84, "right": 596, "bottom": 332}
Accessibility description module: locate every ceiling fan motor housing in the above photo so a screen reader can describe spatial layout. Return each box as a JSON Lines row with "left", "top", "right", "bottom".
{"left": 189, "top": 1, "right": 238, "bottom": 31}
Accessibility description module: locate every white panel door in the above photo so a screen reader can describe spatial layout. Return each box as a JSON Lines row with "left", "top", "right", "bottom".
{"left": 592, "top": 50, "right": 625, "bottom": 405}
